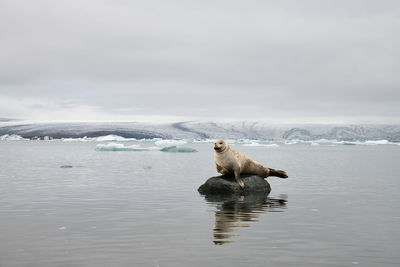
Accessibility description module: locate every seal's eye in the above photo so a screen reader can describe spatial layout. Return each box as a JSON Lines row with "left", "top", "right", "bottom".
{"left": 219, "top": 142, "right": 222, "bottom": 145}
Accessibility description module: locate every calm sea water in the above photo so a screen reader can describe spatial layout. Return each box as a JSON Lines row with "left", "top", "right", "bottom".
{"left": 0, "top": 141, "right": 399, "bottom": 266}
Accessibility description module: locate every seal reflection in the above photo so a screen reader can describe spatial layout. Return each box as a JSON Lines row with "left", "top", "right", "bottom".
{"left": 204, "top": 193, "right": 287, "bottom": 245}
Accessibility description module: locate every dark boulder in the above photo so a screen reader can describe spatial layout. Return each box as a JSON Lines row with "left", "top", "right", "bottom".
{"left": 198, "top": 175, "right": 271, "bottom": 195}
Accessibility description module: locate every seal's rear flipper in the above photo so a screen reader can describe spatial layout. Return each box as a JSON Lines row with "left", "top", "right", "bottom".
{"left": 234, "top": 172, "right": 245, "bottom": 189}
{"left": 268, "top": 168, "right": 288, "bottom": 178}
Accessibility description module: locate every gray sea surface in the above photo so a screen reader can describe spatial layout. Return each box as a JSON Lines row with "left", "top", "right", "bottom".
{"left": 0, "top": 140, "right": 399, "bottom": 266}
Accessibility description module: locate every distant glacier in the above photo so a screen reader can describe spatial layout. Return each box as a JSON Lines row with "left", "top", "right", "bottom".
{"left": 0, "top": 121, "right": 400, "bottom": 142}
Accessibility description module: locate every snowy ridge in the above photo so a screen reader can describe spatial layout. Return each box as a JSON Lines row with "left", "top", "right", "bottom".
{"left": 1, "top": 121, "right": 400, "bottom": 142}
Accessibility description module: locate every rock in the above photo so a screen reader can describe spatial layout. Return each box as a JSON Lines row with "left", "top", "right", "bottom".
{"left": 60, "top": 165, "right": 73, "bottom": 168}
{"left": 198, "top": 175, "right": 271, "bottom": 195}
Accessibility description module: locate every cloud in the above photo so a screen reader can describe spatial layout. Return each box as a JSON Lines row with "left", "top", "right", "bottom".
{"left": 0, "top": 0, "right": 399, "bottom": 123}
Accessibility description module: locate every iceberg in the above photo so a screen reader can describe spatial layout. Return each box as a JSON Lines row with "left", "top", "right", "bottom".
{"left": 95, "top": 135, "right": 136, "bottom": 142}
{"left": 243, "top": 142, "right": 262, "bottom": 146}
{"left": 95, "top": 142, "right": 197, "bottom": 152}
{"left": 312, "top": 139, "right": 340, "bottom": 145}
{"left": 192, "top": 138, "right": 217, "bottom": 143}
{"left": 365, "top": 140, "right": 390, "bottom": 145}
{"left": 0, "top": 134, "right": 28, "bottom": 141}
{"left": 337, "top": 140, "right": 397, "bottom": 146}
{"left": 95, "top": 142, "right": 158, "bottom": 151}
{"left": 160, "top": 146, "right": 197, "bottom": 153}
{"left": 242, "top": 142, "right": 279, "bottom": 147}
{"left": 285, "top": 139, "right": 301, "bottom": 145}
{"left": 155, "top": 139, "right": 187, "bottom": 147}
{"left": 343, "top": 142, "right": 357, "bottom": 146}
{"left": 62, "top": 136, "right": 95, "bottom": 142}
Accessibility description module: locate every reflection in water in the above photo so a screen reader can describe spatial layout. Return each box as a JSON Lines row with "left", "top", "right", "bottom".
{"left": 203, "top": 193, "right": 287, "bottom": 245}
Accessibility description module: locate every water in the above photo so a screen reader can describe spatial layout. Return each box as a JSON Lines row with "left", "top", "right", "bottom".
{"left": 0, "top": 141, "right": 399, "bottom": 266}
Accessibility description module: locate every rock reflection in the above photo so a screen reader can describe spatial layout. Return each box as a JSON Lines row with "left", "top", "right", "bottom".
{"left": 203, "top": 193, "right": 287, "bottom": 245}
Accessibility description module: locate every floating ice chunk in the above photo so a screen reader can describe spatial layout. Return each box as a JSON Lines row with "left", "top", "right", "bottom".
{"left": 135, "top": 137, "right": 163, "bottom": 142}
{"left": 95, "top": 142, "right": 195, "bottom": 152}
{"left": 365, "top": 140, "right": 390, "bottom": 145}
{"left": 314, "top": 139, "right": 336, "bottom": 144}
{"left": 95, "top": 135, "right": 136, "bottom": 142}
{"left": 155, "top": 139, "right": 187, "bottom": 147}
{"left": 243, "top": 142, "right": 279, "bottom": 147}
{"left": 95, "top": 142, "right": 157, "bottom": 151}
{"left": 192, "top": 138, "right": 217, "bottom": 143}
{"left": 96, "top": 142, "right": 125, "bottom": 150}
{"left": 160, "top": 146, "right": 197, "bottom": 153}
{"left": 310, "top": 142, "right": 320, "bottom": 146}
{"left": 285, "top": 139, "right": 301, "bottom": 145}
{"left": 0, "top": 134, "right": 28, "bottom": 141}
{"left": 243, "top": 142, "right": 261, "bottom": 146}
{"left": 62, "top": 136, "right": 94, "bottom": 142}
{"left": 237, "top": 139, "right": 258, "bottom": 144}
{"left": 336, "top": 140, "right": 396, "bottom": 146}
{"left": 312, "top": 139, "right": 340, "bottom": 145}
{"left": 343, "top": 142, "right": 357, "bottom": 146}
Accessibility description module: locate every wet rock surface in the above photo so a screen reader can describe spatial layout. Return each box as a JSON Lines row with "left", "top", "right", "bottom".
{"left": 198, "top": 175, "right": 271, "bottom": 195}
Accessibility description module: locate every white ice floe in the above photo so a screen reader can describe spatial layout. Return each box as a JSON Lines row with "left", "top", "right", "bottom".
{"left": 284, "top": 139, "right": 302, "bottom": 145}
{"left": 62, "top": 136, "right": 94, "bottom": 142}
{"left": 242, "top": 142, "right": 261, "bottom": 146}
{"left": 365, "top": 140, "right": 390, "bottom": 145}
{"left": 95, "top": 135, "right": 136, "bottom": 142}
{"left": 154, "top": 139, "right": 187, "bottom": 147}
{"left": 282, "top": 139, "right": 398, "bottom": 146}
{"left": 337, "top": 140, "right": 397, "bottom": 146}
{"left": 96, "top": 142, "right": 197, "bottom": 152}
{"left": 96, "top": 142, "right": 158, "bottom": 151}
{"left": 160, "top": 146, "right": 197, "bottom": 152}
{"left": 242, "top": 142, "right": 279, "bottom": 147}
{"left": 314, "top": 139, "right": 337, "bottom": 143}
{"left": 192, "top": 139, "right": 215, "bottom": 143}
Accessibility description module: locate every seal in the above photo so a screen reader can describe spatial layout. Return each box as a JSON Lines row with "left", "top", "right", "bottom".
{"left": 214, "top": 139, "right": 288, "bottom": 189}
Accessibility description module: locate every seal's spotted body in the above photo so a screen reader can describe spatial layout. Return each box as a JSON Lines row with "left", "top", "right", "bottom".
{"left": 214, "top": 140, "right": 288, "bottom": 189}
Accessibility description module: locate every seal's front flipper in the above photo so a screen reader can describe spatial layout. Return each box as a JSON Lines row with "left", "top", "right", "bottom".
{"left": 269, "top": 168, "right": 288, "bottom": 178}
{"left": 216, "top": 163, "right": 229, "bottom": 175}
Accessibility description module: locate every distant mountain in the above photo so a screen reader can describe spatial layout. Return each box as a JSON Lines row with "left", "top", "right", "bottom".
{"left": 1, "top": 121, "right": 400, "bottom": 141}
{"left": 0, "top": 118, "right": 16, "bottom": 122}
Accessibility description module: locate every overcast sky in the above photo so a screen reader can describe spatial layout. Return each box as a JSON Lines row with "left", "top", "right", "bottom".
{"left": 0, "top": 0, "right": 399, "bottom": 123}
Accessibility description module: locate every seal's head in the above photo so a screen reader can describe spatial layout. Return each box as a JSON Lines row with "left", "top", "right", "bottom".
{"left": 214, "top": 139, "right": 228, "bottom": 152}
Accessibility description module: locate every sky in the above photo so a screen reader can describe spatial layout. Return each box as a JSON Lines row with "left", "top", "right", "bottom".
{"left": 0, "top": 0, "right": 399, "bottom": 123}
